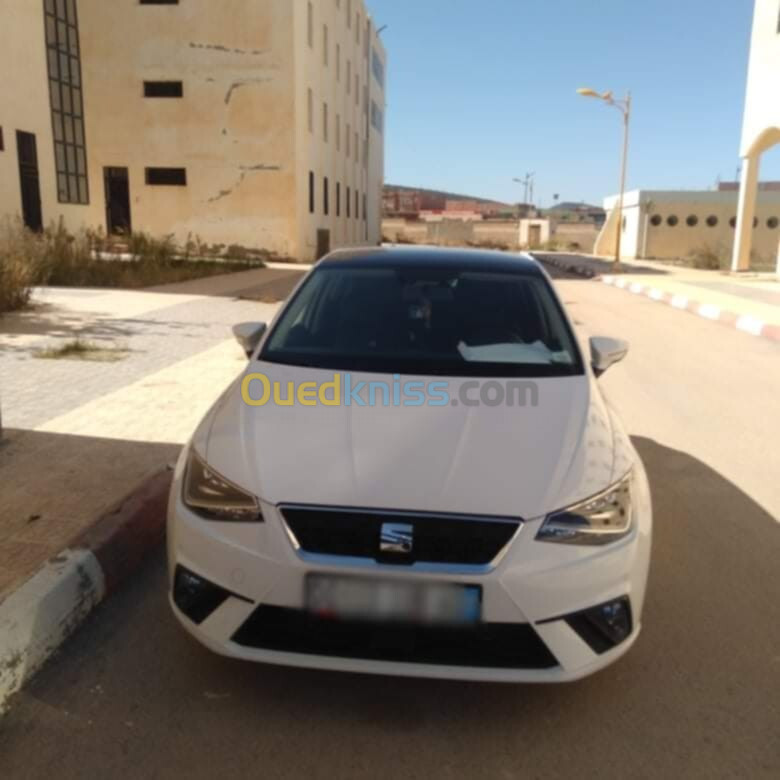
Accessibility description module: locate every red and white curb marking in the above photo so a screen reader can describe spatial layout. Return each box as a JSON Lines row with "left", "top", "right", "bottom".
{"left": 0, "top": 468, "right": 172, "bottom": 712}
{"left": 601, "top": 275, "right": 780, "bottom": 343}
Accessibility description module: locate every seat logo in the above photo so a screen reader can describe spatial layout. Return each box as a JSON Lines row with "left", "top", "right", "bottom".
{"left": 380, "top": 523, "right": 414, "bottom": 555}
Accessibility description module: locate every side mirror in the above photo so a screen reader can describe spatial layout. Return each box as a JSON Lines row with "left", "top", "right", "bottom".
{"left": 233, "top": 322, "right": 267, "bottom": 359}
{"left": 590, "top": 336, "right": 629, "bottom": 377}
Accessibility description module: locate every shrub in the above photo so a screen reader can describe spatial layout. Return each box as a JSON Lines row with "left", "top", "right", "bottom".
{"left": 688, "top": 245, "right": 729, "bottom": 270}
{"left": 2, "top": 219, "right": 274, "bottom": 305}
{"left": 0, "top": 218, "right": 47, "bottom": 313}
{"left": 467, "top": 239, "right": 510, "bottom": 251}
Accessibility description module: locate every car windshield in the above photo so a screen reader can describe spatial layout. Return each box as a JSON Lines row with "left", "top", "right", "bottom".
{"left": 261, "top": 264, "right": 584, "bottom": 377}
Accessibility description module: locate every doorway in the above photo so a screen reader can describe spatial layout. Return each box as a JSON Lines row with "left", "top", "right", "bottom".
{"left": 16, "top": 131, "right": 43, "bottom": 232}
{"left": 104, "top": 167, "right": 132, "bottom": 235}
{"left": 528, "top": 224, "right": 542, "bottom": 248}
{"left": 316, "top": 228, "right": 331, "bottom": 260}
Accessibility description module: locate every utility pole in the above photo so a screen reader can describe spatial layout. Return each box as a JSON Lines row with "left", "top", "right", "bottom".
{"left": 513, "top": 173, "right": 535, "bottom": 207}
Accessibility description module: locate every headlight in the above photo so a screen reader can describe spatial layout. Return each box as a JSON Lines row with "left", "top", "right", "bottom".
{"left": 536, "top": 471, "right": 633, "bottom": 545}
{"left": 183, "top": 449, "right": 263, "bottom": 522}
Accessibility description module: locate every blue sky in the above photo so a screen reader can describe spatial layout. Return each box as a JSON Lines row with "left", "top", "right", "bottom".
{"left": 368, "top": 0, "right": 779, "bottom": 207}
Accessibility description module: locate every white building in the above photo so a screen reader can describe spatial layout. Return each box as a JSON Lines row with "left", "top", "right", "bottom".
{"left": 596, "top": 189, "right": 780, "bottom": 266}
{"left": 732, "top": 0, "right": 780, "bottom": 272}
{"left": 0, "top": 0, "right": 386, "bottom": 263}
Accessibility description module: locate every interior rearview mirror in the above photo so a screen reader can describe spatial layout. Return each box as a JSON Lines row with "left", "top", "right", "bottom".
{"left": 590, "top": 336, "right": 629, "bottom": 378}
{"left": 233, "top": 322, "right": 267, "bottom": 359}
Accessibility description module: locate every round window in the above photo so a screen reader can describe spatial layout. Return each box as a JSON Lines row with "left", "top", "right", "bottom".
{"left": 667, "top": 215, "right": 679, "bottom": 227}
{"left": 706, "top": 215, "right": 718, "bottom": 227}
{"left": 686, "top": 215, "right": 699, "bottom": 227}
{"left": 729, "top": 217, "right": 737, "bottom": 228}
{"left": 768, "top": 217, "right": 779, "bottom": 229}
{"left": 650, "top": 214, "right": 662, "bottom": 227}
{"left": 754, "top": 217, "right": 759, "bottom": 228}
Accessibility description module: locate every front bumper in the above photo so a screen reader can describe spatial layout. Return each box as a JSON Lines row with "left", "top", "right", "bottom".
{"left": 167, "top": 453, "right": 652, "bottom": 683}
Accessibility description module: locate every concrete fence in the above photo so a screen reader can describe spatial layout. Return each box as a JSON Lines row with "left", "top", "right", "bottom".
{"left": 382, "top": 218, "right": 598, "bottom": 253}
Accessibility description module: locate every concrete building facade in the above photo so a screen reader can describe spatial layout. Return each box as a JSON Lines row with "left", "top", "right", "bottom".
{"left": 732, "top": 0, "right": 780, "bottom": 272}
{"left": 1, "top": 0, "right": 91, "bottom": 235}
{"left": 596, "top": 189, "right": 780, "bottom": 266}
{"left": 0, "top": 0, "right": 386, "bottom": 263}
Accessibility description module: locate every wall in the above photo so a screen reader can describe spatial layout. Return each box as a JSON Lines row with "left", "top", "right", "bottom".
{"left": 78, "top": 0, "right": 297, "bottom": 255}
{"left": 519, "top": 219, "right": 550, "bottom": 247}
{"left": 599, "top": 190, "right": 780, "bottom": 263}
{"left": 381, "top": 219, "right": 564, "bottom": 250}
{"left": 0, "top": 0, "right": 90, "bottom": 232}
{"left": 295, "top": 0, "right": 386, "bottom": 261}
{"left": 553, "top": 223, "right": 598, "bottom": 252}
{"left": 426, "top": 220, "right": 474, "bottom": 246}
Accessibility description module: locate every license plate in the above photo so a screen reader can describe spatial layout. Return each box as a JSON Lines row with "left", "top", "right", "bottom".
{"left": 305, "top": 574, "right": 481, "bottom": 625}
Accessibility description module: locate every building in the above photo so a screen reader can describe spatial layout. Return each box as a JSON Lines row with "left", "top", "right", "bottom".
{"left": 1, "top": 0, "right": 89, "bottom": 235}
{"left": 383, "top": 186, "right": 446, "bottom": 216}
{"left": 595, "top": 189, "right": 780, "bottom": 264}
{"left": 732, "top": 0, "right": 780, "bottom": 272}
{"left": 0, "top": 0, "right": 386, "bottom": 263}
{"left": 382, "top": 185, "right": 515, "bottom": 220}
{"left": 545, "top": 201, "right": 606, "bottom": 226}
{"left": 718, "top": 180, "right": 780, "bottom": 192}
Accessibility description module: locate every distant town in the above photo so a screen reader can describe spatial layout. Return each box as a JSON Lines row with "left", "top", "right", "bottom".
{"left": 382, "top": 184, "right": 606, "bottom": 253}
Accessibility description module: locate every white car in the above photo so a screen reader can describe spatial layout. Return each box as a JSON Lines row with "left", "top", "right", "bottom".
{"left": 167, "top": 247, "right": 651, "bottom": 683}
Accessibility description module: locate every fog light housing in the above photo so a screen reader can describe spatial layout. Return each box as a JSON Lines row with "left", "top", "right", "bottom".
{"left": 565, "top": 597, "right": 633, "bottom": 654}
{"left": 173, "top": 566, "right": 232, "bottom": 625}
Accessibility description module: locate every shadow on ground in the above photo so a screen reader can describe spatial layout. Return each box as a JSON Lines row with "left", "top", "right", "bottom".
{"left": 0, "top": 437, "right": 777, "bottom": 778}
{"left": 534, "top": 252, "right": 671, "bottom": 278}
{"left": 0, "top": 267, "right": 305, "bottom": 352}
{"left": 0, "top": 428, "right": 179, "bottom": 598}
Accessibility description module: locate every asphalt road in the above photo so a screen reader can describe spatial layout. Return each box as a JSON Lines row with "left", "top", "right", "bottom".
{"left": 1, "top": 267, "right": 778, "bottom": 779}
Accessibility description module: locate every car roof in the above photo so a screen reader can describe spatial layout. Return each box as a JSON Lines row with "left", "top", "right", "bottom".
{"left": 317, "top": 245, "right": 544, "bottom": 275}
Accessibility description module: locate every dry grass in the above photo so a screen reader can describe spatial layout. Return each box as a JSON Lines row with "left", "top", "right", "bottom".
{"left": 0, "top": 218, "right": 269, "bottom": 314}
{"left": 0, "top": 218, "right": 49, "bottom": 313}
{"left": 686, "top": 243, "right": 776, "bottom": 272}
{"left": 34, "top": 338, "right": 129, "bottom": 362}
{"left": 687, "top": 245, "right": 730, "bottom": 271}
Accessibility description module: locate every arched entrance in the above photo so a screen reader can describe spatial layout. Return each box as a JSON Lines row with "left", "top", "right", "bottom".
{"left": 731, "top": 127, "right": 780, "bottom": 272}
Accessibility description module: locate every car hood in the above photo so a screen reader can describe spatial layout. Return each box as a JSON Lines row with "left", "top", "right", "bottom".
{"left": 202, "top": 363, "right": 630, "bottom": 519}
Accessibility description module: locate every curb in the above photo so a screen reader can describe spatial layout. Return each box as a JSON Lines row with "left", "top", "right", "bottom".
{"left": 534, "top": 255, "right": 780, "bottom": 344}
{"left": 600, "top": 275, "right": 780, "bottom": 344}
{"left": 0, "top": 467, "right": 172, "bottom": 713}
{"left": 531, "top": 253, "right": 601, "bottom": 279}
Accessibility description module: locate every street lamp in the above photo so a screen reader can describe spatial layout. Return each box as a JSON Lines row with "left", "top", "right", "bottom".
{"left": 577, "top": 87, "right": 632, "bottom": 268}
{"left": 512, "top": 174, "right": 535, "bottom": 250}
{"left": 513, "top": 173, "right": 535, "bottom": 207}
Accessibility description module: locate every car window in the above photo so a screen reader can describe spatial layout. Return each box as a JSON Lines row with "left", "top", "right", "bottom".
{"left": 262, "top": 266, "right": 584, "bottom": 377}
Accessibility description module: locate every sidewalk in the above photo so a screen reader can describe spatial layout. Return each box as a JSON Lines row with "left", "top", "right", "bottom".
{"left": 534, "top": 253, "right": 780, "bottom": 342}
{"left": 0, "top": 268, "right": 295, "bottom": 708}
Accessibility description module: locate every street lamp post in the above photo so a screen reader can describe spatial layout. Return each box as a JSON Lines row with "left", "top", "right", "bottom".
{"left": 513, "top": 173, "right": 535, "bottom": 207}
{"left": 513, "top": 174, "right": 535, "bottom": 250}
{"left": 577, "top": 88, "right": 632, "bottom": 268}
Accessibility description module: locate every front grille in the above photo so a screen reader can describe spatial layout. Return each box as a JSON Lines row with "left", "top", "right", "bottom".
{"left": 281, "top": 506, "right": 521, "bottom": 567}
{"left": 232, "top": 606, "right": 558, "bottom": 669}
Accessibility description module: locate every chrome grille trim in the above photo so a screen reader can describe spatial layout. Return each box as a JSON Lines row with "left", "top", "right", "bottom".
{"left": 278, "top": 504, "right": 524, "bottom": 574}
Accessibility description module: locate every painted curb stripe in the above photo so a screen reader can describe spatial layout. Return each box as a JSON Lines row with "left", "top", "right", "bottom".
{"left": 592, "top": 274, "right": 778, "bottom": 344}
{"left": 0, "top": 468, "right": 172, "bottom": 714}
{"left": 736, "top": 315, "right": 766, "bottom": 336}
{"left": 539, "top": 258, "right": 777, "bottom": 344}
{"left": 0, "top": 550, "right": 105, "bottom": 713}
{"left": 698, "top": 303, "right": 722, "bottom": 320}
